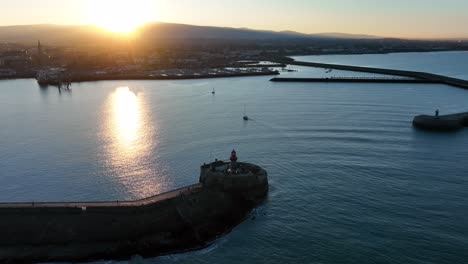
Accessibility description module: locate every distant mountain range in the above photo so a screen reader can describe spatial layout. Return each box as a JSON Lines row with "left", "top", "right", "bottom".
{"left": 277, "top": 30, "right": 379, "bottom": 39}
{"left": 0, "top": 22, "right": 383, "bottom": 46}
{"left": 136, "top": 23, "right": 382, "bottom": 40}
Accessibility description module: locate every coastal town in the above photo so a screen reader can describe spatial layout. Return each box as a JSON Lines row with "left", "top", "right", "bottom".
{"left": 1, "top": 37, "right": 468, "bottom": 85}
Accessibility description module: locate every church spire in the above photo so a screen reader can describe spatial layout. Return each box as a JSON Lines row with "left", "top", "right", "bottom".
{"left": 37, "top": 40, "right": 43, "bottom": 67}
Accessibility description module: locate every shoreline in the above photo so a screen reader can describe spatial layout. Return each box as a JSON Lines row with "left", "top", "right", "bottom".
{"left": 0, "top": 70, "right": 280, "bottom": 84}
{"left": 2, "top": 50, "right": 468, "bottom": 84}
{"left": 33, "top": 69, "right": 280, "bottom": 86}
{"left": 66, "top": 70, "right": 279, "bottom": 83}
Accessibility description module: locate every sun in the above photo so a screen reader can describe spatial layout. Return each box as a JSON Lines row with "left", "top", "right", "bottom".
{"left": 88, "top": 0, "right": 154, "bottom": 33}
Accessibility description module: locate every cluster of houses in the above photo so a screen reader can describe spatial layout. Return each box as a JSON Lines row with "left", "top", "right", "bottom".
{"left": 0, "top": 41, "right": 48, "bottom": 78}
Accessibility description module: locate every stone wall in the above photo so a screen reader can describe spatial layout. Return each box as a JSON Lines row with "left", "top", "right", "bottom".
{"left": 0, "top": 161, "right": 268, "bottom": 262}
{"left": 200, "top": 162, "right": 269, "bottom": 203}
{"left": 0, "top": 187, "right": 253, "bottom": 262}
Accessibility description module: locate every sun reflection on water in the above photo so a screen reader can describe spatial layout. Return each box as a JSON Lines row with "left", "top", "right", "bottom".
{"left": 101, "top": 87, "right": 168, "bottom": 199}
{"left": 113, "top": 87, "right": 140, "bottom": 148}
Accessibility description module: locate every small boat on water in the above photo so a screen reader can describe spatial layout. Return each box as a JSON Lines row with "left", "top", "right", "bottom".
{"left": 243, "top": 105, "right": 249, "bottom": 120}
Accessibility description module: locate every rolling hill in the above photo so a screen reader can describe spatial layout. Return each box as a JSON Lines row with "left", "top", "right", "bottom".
{"left": 0, "top": 22, "right": 382, "bottom": 46}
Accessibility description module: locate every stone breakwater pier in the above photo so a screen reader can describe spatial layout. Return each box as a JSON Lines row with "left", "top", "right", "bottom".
{"left": 274, "top": 58, "right": 468, "bottom": 131}
{"left": 0, "top": 157, "right": 268, "bottom": 263}
{"left": 281, "top": 59, "right": 468, "bottom": 89}
{"left": 413, "top": 111, "right": 468, "bottom": 131}
{"left": 270, "top": 77, "right": 441, "bottom": 84}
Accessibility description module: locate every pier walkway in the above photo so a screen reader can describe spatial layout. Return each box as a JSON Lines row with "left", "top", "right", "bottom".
{"left": 0, "top": 183, "right": 203, "bottom": 209}
{"left": 286, "top": 60, "right": 468, "bottom": 89}
{"left": 270, "top": 77, "right": 441, "bottom": 84}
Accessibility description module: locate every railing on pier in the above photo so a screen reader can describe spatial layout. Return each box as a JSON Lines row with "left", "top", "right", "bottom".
{"left": 0, "top": 183, "right": 203, "bottom": 209}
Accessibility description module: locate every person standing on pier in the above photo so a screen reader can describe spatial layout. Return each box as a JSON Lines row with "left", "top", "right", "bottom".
{"left": 435, "top": 109, "right": 439, "bottom": 118}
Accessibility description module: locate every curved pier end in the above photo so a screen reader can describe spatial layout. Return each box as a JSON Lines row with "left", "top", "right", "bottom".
{"left": 413, "top": 112, "right": 468, "bottom": 131}
{"left": 0, "top": 160, "right": 268, "bottom": 263}
{"left": 200, "top": 161, "right": 269, "bottom": 204}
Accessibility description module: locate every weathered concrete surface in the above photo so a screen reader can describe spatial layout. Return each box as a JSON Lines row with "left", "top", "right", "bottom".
{"left": 0, "top": 162, "right": 268, "bottom": 263}
{"left": 413, "top": 112, "right": 468, "bottom": 131}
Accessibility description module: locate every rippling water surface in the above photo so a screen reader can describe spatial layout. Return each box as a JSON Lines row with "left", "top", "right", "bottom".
{"left": 1, "top": 52, "right": 468, "bottom": 264}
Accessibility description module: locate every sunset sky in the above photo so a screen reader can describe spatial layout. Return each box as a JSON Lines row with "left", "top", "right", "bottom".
{"left": 1, "top": 0, "right": 468, "bottom": 38}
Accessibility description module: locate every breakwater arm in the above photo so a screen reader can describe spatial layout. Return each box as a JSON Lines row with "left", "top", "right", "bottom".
{"left": 270, "top": 77, "right": 441, "bottom": 84}
{"left": 287, "top": 60, "right": 468, "bottom": 89}
{"left": 0, "top": 184, "right": 202, "bottom": 209}
{"left": 0, "top": 161, "right": 268, "bottom": 263}
{"left": 413, "top": 112, "right": 468, "bottom": 131}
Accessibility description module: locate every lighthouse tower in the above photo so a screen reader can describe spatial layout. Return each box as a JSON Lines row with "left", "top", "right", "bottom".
{"left": 230, "top": 149, "right": 238, "bottom": 172}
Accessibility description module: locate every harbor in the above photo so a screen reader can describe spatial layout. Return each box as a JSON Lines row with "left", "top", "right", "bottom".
{"left": 2, "top": 1, "right": 468, "bottom": 263}
{"left": 2, "top": 52, "right": 468, "bottom": 264}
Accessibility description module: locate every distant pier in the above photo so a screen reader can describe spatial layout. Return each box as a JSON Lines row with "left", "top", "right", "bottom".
{"left": 270, "top": 77, "right": 441, "bottom": 84}
{"left": 285, "top": 60, "right": 468, "bottom": 89}
{"left": 413, "top": 112, "right": 468, "bottom": 131}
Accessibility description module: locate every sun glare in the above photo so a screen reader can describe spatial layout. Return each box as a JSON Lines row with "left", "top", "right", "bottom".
{"left": 88, "top": 0, "right": 154, "bottom": 33}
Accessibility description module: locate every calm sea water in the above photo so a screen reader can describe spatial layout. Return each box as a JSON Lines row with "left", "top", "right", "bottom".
{"left": 1, "top": 51, "right": 468, "bottom": 264}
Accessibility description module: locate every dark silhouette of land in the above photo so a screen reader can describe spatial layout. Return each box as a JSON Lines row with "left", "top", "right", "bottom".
{"left": 0, "top": 23, "right": 383, "bottom": 45}
{"left": 1, "top": 23, "right": 467, "bottom": 49}
{"left": 1, "top": 22, "right": 468, "bottom": 83}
